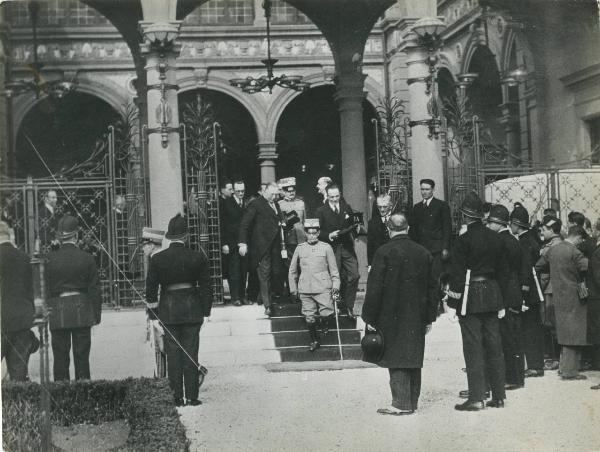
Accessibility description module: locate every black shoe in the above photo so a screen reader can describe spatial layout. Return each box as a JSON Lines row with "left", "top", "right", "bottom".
{"left": 591, "top": 384, "right": 600, "bottom": 390}
{"left": 233, "top": 299, "right": 242, "bottom": 306}
{"left": 459, "top": 389, "right": 490, "bottom": 399}
{"left": 309, "top": 341, "right": 320, "bottom": 352}
{"left": 524, "top": 369, "right": 544, "bottom": 378}
{"left": 505, "top": 384, "right": 524, "bottom": 391}
{"left": 175, "top": 398, "right": 185, "bottom": 407}
{"left": 486, "top": 399, "right": 505, "bottom": 408}
{"left": 264, "top": 307, "right": 273, "bottom": 317}
{"left": 186, "top": 399, "right": 202, "bottom": 406}
{"left": 454, "top": 400, "right": 485, "bottom": 411}
{"left": 561, "top": 374, "right": 587, "bottom": 381}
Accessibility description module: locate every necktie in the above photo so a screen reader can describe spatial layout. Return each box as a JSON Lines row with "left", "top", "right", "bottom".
{"left": 333, "top": 204, "right": 339, "bottom": 214}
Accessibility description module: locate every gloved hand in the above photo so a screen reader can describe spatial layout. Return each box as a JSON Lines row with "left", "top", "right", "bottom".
{"left": 498, "top": 309, "right": 506, "bottom": 319}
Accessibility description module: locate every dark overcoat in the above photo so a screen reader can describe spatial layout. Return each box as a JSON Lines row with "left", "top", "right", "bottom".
{"left": 408, "top": 197, "right": 452, "bottom": 254}
{"left": 0, "top": 242, "right": 34, "bottom": 333}
{"left": 536, "top": 241, "right": 588, "bottom": 345}
{"left": 238, "top": 196, "right": 282, "bottom": 270}
{"left": 497, "top": 229, "right": 526, "bottom": 309}
{"left": 220, "top": 196, "right": 247, "bottom": 248}
{"left": 586, "top": 243, "right": 600, "bottom": 344}
{"left": 361, "top": 235, "right": 438, "bottom": 368}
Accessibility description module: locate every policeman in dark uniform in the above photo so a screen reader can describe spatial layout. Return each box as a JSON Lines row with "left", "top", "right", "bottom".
{"left": 487, "top": 204, "right": 526, "bottom": 390}
{"left": 146, "top": 214, "right": 212, "bottom": 407}
{"left": 47, "top": 215, "right": 102, "bottom": 381}
{"left": 446, "top": 193, "right": 506, "bottom": 411}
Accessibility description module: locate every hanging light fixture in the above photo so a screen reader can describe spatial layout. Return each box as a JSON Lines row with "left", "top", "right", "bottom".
{"left": 4, "top": 1, "right": 78, "bottom": 99}
{"left": 229, "top": 0, "right": 309, "bottom": 94}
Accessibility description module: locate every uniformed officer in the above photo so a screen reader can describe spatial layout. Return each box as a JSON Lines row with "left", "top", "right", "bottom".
{"left": 278, "top": 177, "right": 307, "bottom": 258}
{"left": 289, "top": 219, "right": 340, "bottom": 352}
{"left": 487, "top": 204, "right": 526, "bottom": 390}
{"left": 446, "top": 192, "right": 506, "bottom": 411}
{"left": 47, "top": 215, "right": 102, "bottom": 381}
{"left": 146, "top": 214, "right": 212, "bottom": 406}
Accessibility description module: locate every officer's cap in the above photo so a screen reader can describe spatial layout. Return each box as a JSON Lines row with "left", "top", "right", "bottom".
{"left": 165, "top": 213, "right": 188, "bottom": 240}
{"left": 459, "top": 191, "right": 484, "bottom": 219}
{"left": 510, "top": 205, "right": 530, "bottom": 229}
{"left": 488, "top": 204, "right": 510, "bottom": 226}
{"left": 280, "top": 177, "right": 296, "bottom": 192}
{"left": 141, "top": 227, "right": 164, "bottom": 245}
{"left": 304, "top": 218, "right": 320, "bottom": 230}
{"left": 57, "top": 214, "right": 79, "bottom": 240}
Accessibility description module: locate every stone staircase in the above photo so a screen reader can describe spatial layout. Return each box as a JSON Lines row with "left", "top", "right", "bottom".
{"left": 197, "top": 296, "right": 364, "bottom": 367}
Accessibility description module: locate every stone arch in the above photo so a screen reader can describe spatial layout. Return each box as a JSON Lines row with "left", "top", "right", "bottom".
{"left": 12, "top": 74, "right": 132, "bottom": 137}
{"left": 461, "top": 32, "right": 502, "bottom": 76}
{"left": 177, "top": 72, "right": 267, "bottom": 142}
{"left": 437, "top": 50, "right": 461, "bottom": 77}
{"left": 263, "top": 71, "right": 383, "bottom": 143}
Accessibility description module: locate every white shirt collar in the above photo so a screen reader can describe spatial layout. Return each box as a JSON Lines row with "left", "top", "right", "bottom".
{"left": 423, "top": 197, "right": 433, "bottom": 206}
{"left": 45, "top": 203, "right": 55, "bottom": 214}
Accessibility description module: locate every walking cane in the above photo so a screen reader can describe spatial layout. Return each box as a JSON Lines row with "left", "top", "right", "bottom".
{"left": 460, "top": 269, "right": 472, "bottom": 317}
{"left": 332, "top": 289, "right": 344, "bottom": 362}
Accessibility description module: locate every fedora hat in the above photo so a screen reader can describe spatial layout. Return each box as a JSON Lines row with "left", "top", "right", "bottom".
{"left": 57, "top": 215, "right": 79, "bottom": 240}
{"left": 165, "top": 214, "right": 188, "bottom": 240}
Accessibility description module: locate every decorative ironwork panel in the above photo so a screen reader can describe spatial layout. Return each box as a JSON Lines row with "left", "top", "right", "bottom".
{"left": 0, "top": 183, "right": 29, "bottom": 253}
{"left": 557, "top": 169, "right": 600, "bottom": 222}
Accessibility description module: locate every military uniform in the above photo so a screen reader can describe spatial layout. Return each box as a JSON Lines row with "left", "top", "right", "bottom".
{"left": 289, "top": 219, "right": 340, "bottom": 351}
{"left": 47, "top": 216, "right": 102, "bottom": 381}
{"left": 146, "top": 214, "right": 212, "bottom": 406}
{"left": 448, "top": 193, "right": 506, "bottom": 410}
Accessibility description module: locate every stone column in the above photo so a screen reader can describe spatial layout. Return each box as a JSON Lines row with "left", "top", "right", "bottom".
{"left": 500, "top": 101, "right": 521, "bottom": 166}
{"left": 0, "top": 8, "right": 9, "bottom": 178}
{"left": 258, "top": 142, "right": 277, "bottom": 183}
{"left": 139, "top": 21, "right": 183, "bottom": 230}
{"left": 334, "top": 72, "right": 368, "bottom": 283}
{"left": 404, "top": 33, "right": 444, "bottom": 202}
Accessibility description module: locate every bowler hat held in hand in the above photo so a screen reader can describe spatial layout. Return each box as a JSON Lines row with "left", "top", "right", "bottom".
{"left": 361, "top": 325, "right": 384, "bottom": 364}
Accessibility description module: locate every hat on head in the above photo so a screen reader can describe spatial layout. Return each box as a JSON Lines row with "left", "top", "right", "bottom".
{"left": 57, "top": 215, "right": 79, "bottom": 240}
{"left": 304, "top": 218, "right": 320, "bottom": 230}
{"left": 280, "top": 177, "right": 296, "bottom": 192}
{"left": 488, "top": 204, "right": 510, "bottom": 226}
{"left": 165, "top": 213, "right": 188, "bottom": 240}
{"left": 459, "top": 192, "right": 484, "bottom": 219}
{"left": 542, "top": 215, "right": 561, "bottom": 229}
{"left": 510, "top": 205, "right": 530, "bottom": 229}
{"left": 0, "top": 221, "right": 10, "bottom": 238}
{"left": 141, "top": 227, "right": 165, "bottom": 245}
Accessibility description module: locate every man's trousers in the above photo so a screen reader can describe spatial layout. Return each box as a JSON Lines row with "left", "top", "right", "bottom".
{"left": 333, "top": 245, "right": 359, "bottom": 311}
{"left": 459, "top": 312, "right": 506, "bottom": 401}
{"left": 257, "top": 242, "right": 283, "bottom": 308}
{"left": 522, "top": 304, "right": 546, "bottom": 370}
{"left": 388, "top": 368, "right": 421, "bottom": 411}
{"left": 51, "top": 327, "right": 92, "bottom": 381}
{"left": 1, "top": 329, "right": 32, "bottom": 381}
{"left": 228, "top": 247, "right": 247, "bottom": 303}
{"left": 164, "top": 323, "right": 202, "bottom": 400}
{"left": 500, "top": 310, "right": 525, "bottom": 386}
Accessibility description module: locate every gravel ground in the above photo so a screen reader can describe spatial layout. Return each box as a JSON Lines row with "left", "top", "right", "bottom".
{"left": 180, "top": 314, "right": 600, "bottom": 452}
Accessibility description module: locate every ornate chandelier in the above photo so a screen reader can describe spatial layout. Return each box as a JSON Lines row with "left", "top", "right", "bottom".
{"left": 4, "top": 1, "right": 78, "bottom": 99}
{"left": 229, "top": 0, "right": 309, "bottom": 94}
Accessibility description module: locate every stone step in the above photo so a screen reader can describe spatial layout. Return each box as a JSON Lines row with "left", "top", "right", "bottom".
{"left": 278, "top": 344, "right": 363, "bottom": 362}
{"left": 269, "top": 315, "right": 357, "bottom": 332}
{"left": 268, "top": 329, "right": 361, "bottom": 348}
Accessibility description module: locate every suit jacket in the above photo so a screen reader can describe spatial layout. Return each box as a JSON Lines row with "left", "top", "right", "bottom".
{"left": 361, "top": 235, "right": 438, "bottom": 368}
{"left": 47, "top": 243, "right": 102, "bottom": 324}
{"left": 238, "top": 196, "right": 283, "bottom": 269}
{"left": 0, "top": 242, "right": 34, "bottom": 333}
{"left": 220, "top": 196, "right": 247, "bottom": 247}
{"left": 38, "top": 204, "right": 57, "bottom": 247}
{"left": 316, "top": 200, "right": 356, "bottom": 251}
{"left": 146, "top": 242, "right": 213, "bottom": 322}
{"left": 367, "top": 215, "right": 390, "bottom": 265}
{"left": 409, "top": 197, "right": 451, "bottom": 254}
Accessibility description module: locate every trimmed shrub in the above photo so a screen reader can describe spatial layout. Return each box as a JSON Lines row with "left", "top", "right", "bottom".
{"left": 2, "top": 378, "right": 188, "bottom": 452}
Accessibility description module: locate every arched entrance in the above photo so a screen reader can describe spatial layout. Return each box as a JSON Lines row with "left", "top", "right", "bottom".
{"left": 275, "top": 85, "right": 377, "bottom": 214}
{"left": 178, "top": 89, "right": 260, "bottom": 193}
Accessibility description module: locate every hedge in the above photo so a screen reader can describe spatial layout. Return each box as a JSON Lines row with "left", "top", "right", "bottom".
{"left": 2, "top": 378, "right": 188, "bottom": 452}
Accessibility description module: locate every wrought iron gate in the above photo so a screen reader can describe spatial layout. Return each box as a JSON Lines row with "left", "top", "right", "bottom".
{"left": 181, "top": 122, "right": 224, "bottom": 305}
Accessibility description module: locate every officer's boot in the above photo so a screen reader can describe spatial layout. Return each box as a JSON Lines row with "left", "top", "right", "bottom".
{"left": 308, "top": 322, "right": 320, "bottom": 352}
{"left": 321, "top": 315, "right": 334, "bottom": 335}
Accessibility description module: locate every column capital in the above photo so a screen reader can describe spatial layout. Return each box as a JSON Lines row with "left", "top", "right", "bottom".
{"left": 139, "top": 21, "right": 182, "bottom": 55}
{"left": 257, "top": 142, "right": 278, "bottom": 160}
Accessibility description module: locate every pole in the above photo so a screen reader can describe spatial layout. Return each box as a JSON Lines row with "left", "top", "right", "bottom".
{"left": 332, "top": 290, "right": 344, "bottom": 362}
{"left": 371, "top": 118, "right": 380, "bottom": 194}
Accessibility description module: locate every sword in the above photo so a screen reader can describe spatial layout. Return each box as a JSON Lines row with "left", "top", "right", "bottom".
{"left": 460, "top": 269, "right": 472, "bottom": 317}
{"left": 332, "top": 289, "right": 344, "bottom": 362}
{"left": 532, "top": 267, "right": 544, "bottom": 303}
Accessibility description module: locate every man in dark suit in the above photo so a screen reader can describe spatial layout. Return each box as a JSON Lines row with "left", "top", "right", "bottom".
{"left": 37, "top": 189, "right": 59, "bottom": 253}
{"left": 316, "top": 184, "right": 360, "bottom": 317}
{"left": 446, "top": 192, "right": 506, "bottom": 411}
{"left": 239, "top": 182, "right": 285, "bottom": 317}
{"left": 362, "top": 213, "right": 438, "bottom": 415}
{"left": 146, "top": 214, "right": 212, "bottom": 406}
{"left": 47, "top": 215, "right": 102, "bottom": 381}
{"left": 409, "top": 179, "right": 452, "bottom": 294}
{"left": 0, "top": 221, "right": 35, "bottom": 381}
{"left": 221, "top": 181, "right": 248, "bottom": 306}
{"left": 219, "top": 180, "right": 233, "bottom": 296}
{"left": 367, "top": 194, "right": 392, "bottom": 268}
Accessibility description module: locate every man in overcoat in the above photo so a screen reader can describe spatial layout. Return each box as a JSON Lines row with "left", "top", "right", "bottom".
{"left": 588, "top": 220, "right": 600, "bottom": 389}
{"left": 316, "top": 184, "right": 360, "bottom": 317}
{"left": 0, "top": 221, "right": 35, "bottom": 381}
{"left": 536, "top": 225, "right": 589, "bottom": 380}
{"left": 362, "top": 213, "right": 438, "bottom": 415}
{"left": 221, "top": 181, "right": 248, "bottom": 306}
{"left": 47, "top": 215, "right": 102, "bottom": 381}
{"left": 146, "top": 214, "right": 212, "bottom": 406}
{"left": 446, "top": 192, "right": 506, "bottom": 411}
{"left": 367, "top": 194, "right": 392, "bottom": 268}
{"left": 238, "top": 182, "right": 285, "bottom": 317}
